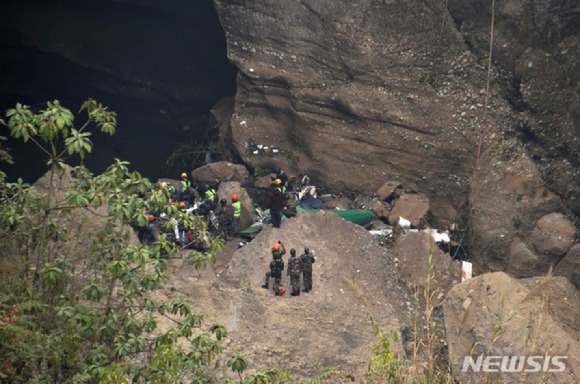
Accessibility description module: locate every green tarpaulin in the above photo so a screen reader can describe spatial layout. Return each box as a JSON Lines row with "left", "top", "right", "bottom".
{"left": 296, "top": 208, "right": 374, "bottom": 226}
{"left": 240, "top": 208, "right": 374, "bottom": 237}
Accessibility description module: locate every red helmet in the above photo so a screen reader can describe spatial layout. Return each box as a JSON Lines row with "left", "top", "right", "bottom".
{"left": 232, "top": 194, "right": 238, "bottom": 201}
{"left": 273, "top": 243, "right": 281, "bottom": 251}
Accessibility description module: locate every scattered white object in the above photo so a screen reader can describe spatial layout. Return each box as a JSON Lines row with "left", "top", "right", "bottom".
{"left": 257, "top": 144, "right": 263, "bottom": 149}
{"left": 461, "top": 261, "right": 473, "bottom": 282}
{"left": 240, "top": 120, "right": 247, "bottom": 125}
{"left": 369, "top": 228, "right": 393, "bottom": 236}
{"left": 263, "top": 146, "right": 269, "bottom": 150}
{"left": 397, "top": 217, "right": 411, "bottom": 230}
{"left": 253, "top": 150, "right": 259, "bottom": 155}
{"left": 425, "top": 228, "right": 451, "bottom": 243}
{"left": 249, "top": 68, "right": 255, "bottom": 72}
{"left": 272, "top": 149, "right": 279, "bottom": 153}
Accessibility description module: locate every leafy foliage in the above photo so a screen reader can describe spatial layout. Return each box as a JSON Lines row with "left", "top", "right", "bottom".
{"left": 0, "top": 100, "right": 290, "bottom": 384}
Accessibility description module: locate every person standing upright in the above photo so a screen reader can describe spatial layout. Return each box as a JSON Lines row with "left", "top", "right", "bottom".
{"left": 287, "top": 248, "right": 302, "bottom": 296}
{"left": 262, "top": 242, "right": 286, "bottom": 296}
{"left": 265, "top": 183, "right": 285, "bottom": 228}
{"left": 230, "top": 194, "right": 241, "bottom": 237}
{"left": 179, "top": 172, "right": 191, "bottom": 204}
{"left": 300, "top": 247, "right": 315, "bottom": 292}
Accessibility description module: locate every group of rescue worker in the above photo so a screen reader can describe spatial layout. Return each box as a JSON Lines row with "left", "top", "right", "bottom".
{"left": 135, "top": 172, "right": 242, "bottom": 249}
{"left": 262, "top": 241, "right": 315, "bottom": 297}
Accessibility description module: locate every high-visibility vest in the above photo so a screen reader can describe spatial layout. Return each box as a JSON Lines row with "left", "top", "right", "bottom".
{"left": 232, "top": 201, "right": 241, "bottom": 217}
{"left": 205, "top": 189, "right": 216, "bottom": 201}
{"left": 180, "top": 180, "right": 191, "bottom": 191}
{"left": 277, "top": 186, "right": 286, "bottom": 194}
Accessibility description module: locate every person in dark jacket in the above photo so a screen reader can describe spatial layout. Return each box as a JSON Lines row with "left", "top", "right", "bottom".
{"left": 265, "top": 183, "right": 285, "bottom": 228}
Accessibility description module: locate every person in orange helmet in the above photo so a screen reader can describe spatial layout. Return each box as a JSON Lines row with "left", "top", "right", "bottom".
{"left": 262, "top": 241, "right": 286, "bottom": 295}
{"left": 230, "top": 194, "right": 241, "bottom": 237}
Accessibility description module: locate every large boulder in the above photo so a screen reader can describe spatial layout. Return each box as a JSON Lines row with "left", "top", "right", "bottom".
{"left": 217, "top": 181, "right": 255, "bottom": 232}
{"left": 530, "top": 213, "right": 575, "bottom": 257}
{"left": 390, "top": 231, "right": 461, "bottom": 301}
{"left": 191, "top": 161, "right": 250, "bottom": 186}
{"left": 506, "top": 212, "right": 575, "bottom": 279}
{"left": 376, "top": 180, "right": 402, "bottom": 202}
{"left": 443, "top": 272, "right": 580, "bottom": 383}
{"left": 554, "top": 244, "right": 580, "bottom": 290}
{"left": 388, "top": 193, "right": 430, "bottom": 228}
{"left": 468, "top": 147, "right": 568, "bottom": 275}
{"left": 367, "top": 199, "right": 390, "bottom": 221}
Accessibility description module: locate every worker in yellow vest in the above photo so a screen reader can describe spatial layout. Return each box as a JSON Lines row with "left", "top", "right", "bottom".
{"left": 274, "top": 178, "right": 287, "bottom": 194}
{"left": 231, "top": 194, "right": 241, "bottom": 237}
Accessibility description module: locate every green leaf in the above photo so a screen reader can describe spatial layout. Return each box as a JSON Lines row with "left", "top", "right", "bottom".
{"left": 527, "top": 61, "right": 533, "bottom": 68}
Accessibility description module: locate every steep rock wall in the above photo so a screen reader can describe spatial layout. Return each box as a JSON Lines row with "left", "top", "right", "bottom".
{"left": 214, "top": 0, "right": 516, "bottom": 226}
{"left": 214, "top": 0, "right": 579, "bottom": 275}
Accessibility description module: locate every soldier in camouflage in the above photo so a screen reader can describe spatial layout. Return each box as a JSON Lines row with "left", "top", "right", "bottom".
{"left": 284, "top": 194, "right": 298, "bottom": 218}
{"left": 300, "top": 247, "right": 315, "bottom": 292}
{"left": 287, "top": 248, "right": 302, "bottom": 296}
{"left": 217, "top": 198, "right": 231, "bottom": 239}
{"left": 271, "top": 241, "right": 286, "bottom": 260}
{"left": 262, "top": 242, "right": 286, "bottom": 295}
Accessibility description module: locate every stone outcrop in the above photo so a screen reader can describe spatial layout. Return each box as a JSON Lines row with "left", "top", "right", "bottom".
{"left": 191, "top": 161, "right": 250, "bottom": 185}
{"left": 390, "top": 231, "right": 461, "bottom": 301}
{"left": 214, "top": 0, "right": 497, "bottom": 227}
{"left": 447, "top": 0, "right": 580, "bottom": 205}
{"left": 388, "top": 193, "right": 430, "bottom": 228}
{"left": 217, "top": 181, "right": 255, "bottom": 231}
{"left": 376, "top": 180, "right": 402, "bottom": 202}
{"left": 555, "top": 244, "right": 580, "bottom": 290}
{"left": 468, "top": 144, "right": 577, "bottom": 278}
{"left": 443, "top": 272, "right": 580, "bottom": 383}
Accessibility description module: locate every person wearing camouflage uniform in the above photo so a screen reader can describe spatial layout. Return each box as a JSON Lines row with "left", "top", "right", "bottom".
{"left": 287, "top": 248, "right": 302, "bottom": 296}
{"left": 300, "top": 247, "right": 315, "bottom": 292}
{"left": 217, "top": 198, "right": 231, "bottom": 239}
{"left": 262, "top": 242, "right": 286, "bottom": 295}
{"left": 284, "top": 194, "right": 298, "bottom": 218}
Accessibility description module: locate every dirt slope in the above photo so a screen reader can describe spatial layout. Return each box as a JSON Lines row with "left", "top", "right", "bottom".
{"left": 159, "top": 211, "right": 415, "bottom": 381}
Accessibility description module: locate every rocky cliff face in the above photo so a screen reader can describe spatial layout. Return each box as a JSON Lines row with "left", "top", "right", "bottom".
{"left": 1, "top": 0, "right": 578, "bottom": 281}
{"left": 214, "top": 0, "right": 579, "bottom": 275}
{"left": 214, "top": 0, "right": 515, "bottom": 226}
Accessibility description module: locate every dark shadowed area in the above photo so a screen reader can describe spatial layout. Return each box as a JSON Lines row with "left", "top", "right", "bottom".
{"left": 0, "top": 0, "right": 237, "bottom": 182}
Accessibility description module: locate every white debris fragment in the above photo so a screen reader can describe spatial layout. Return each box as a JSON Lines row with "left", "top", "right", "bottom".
{"left": 397, "top": 217, "right": 411, "bottom": 230}
{"left": 461, "top": 261, "right": 473, "bottom": 282}
{"left": 424, "top": 228, "right": 451, "bottom": 243}
{"left": 240, "top": 120, "right": 247, "bottom": 125}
